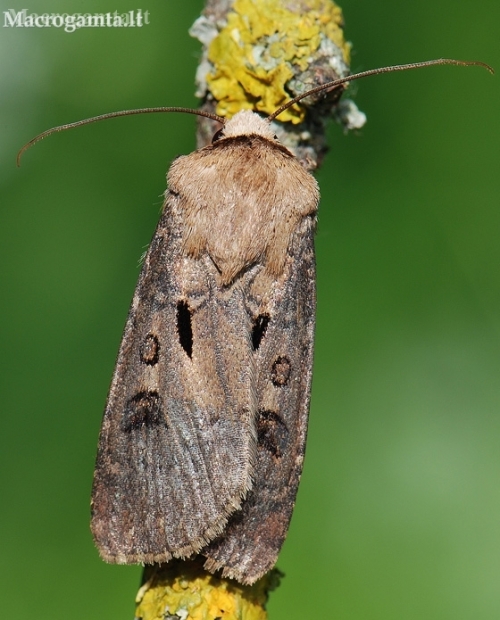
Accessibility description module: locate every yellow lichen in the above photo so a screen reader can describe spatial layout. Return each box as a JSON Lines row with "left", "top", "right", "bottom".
{"left": 135, "top": 562, "right": 273, "bottom": 620}
{"left": 206, "top": 0, "right": 350, "bottom": 123}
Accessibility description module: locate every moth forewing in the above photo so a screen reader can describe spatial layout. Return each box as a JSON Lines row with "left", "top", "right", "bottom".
{"left": 204, "top": 215, "right": 317, "bottom": 584}
{"left": 91, "top": 110, "right": 319, "bottom": 580}
{"left": 91, "top": 186, "right": 256, "bottom": 562}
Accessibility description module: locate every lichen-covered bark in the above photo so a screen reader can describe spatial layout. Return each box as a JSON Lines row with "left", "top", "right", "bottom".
{"left": 191, "top": 0, "right": 365, "bottom": 169}
{"left": 136, "top": 559, "right": 279, "bottom": 620}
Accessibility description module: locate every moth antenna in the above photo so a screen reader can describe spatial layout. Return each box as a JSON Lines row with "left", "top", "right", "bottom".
{"left": 268, "top": 59, "right": 494, "bottom": 122}
{"left": 17, "top": 107, "right": 225, "bottom": 166}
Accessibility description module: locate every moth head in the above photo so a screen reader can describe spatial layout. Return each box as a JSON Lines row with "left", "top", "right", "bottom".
{"left": 213, "top": 110, "right": 277, "bottom": 143}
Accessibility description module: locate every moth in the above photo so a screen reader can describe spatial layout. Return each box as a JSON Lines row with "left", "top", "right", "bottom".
{"left": 92, "top": 107, "right": 318, "bottom": 584}
{"left": 18, "top": 59, "right": 491, "bottom": 585}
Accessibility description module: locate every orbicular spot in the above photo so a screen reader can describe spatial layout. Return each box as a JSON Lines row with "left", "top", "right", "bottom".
{"left": 122, "top": 390, "right": 163, "bottom": 432}
{"left": 271, "top": 355, "right": 291, "bottom": 386}
{"left": 257, "top": 409, "right": 288, "bottom": 458}
{"left": 140, "top": 333, "right": 160, "bottom": 365}
{"left": 176, "top": 300, "right": 193, "bottom": 358}
{"left": 251, "top": 313, "right": 269, "bottom": 351}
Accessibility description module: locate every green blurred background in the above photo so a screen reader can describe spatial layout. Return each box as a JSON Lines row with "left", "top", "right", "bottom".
{"left": 1, "top": 0, "right": 499, "bottom": 618}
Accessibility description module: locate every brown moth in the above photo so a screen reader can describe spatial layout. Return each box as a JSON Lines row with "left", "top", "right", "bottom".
{"left": 91, "top": 110, "right": 318, "bottom": 583}
{"left": 17, "top": 59, "right": 492, "bottom": 585}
